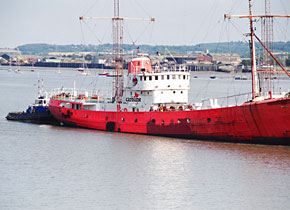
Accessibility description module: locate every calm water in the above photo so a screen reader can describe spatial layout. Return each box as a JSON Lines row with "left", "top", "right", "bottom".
{"left": 1, "top": 67, "right": 290, "bottom": 210}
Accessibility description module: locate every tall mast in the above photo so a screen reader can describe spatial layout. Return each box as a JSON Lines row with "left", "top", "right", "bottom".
{"left": 113, "top": 0, "right": 124, "bottom": 103}
{"left": 249, "top": 0, "right": 259, "bottom": 99}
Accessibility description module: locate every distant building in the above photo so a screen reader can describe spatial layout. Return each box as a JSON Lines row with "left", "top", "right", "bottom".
{"left": 211, "top": 53, "right": 241, "bottom": 66}
{"left": 196, "top": 54, "right": 212, "bottom": 63}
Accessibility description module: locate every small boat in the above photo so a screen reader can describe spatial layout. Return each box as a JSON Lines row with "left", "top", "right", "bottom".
{"left": 98, "top": 71, "right": 109, "bottom": 76}
{"left": 234, "top": 76, "right": 247, "bottom": 80}
{"left": 79, "top": 72, "right": 91, "bottom": 76}
{"left": 6, "top": 82, "right": 58, "bottom": 125}
{"left": 77, "top": 67, "right": 85, "bottom": 72}
{"left": 6, "top": 96, "right": 58, "bottom": 124}
{"left": 106, "top": 74, "right": 122, "bottom": 77}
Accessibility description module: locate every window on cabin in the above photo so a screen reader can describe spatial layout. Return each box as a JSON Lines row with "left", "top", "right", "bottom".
{"left": 183, "top": 75, "right": 186, "bottom": 80}
{"left": 155, "top": 76, "right": 158, "bottom": 80}
{"left": 178, "top": 75, "right": 181, "bottom": 79}
{"left": 149, "top": 76, "right": 152, "bottom": 81}
{"left": 140, "top": 76, "right": 142, "bottom": 81}
{"left": 167, "top": 75, "right": 170, "bottom": 80}
{"left": 187, "top": 75, "right": 189, "bottom": 80}
{"left": 172, "top": 75, "right": 176, "bottom": 79}
{"left": 144, "top": 76, "right": 147, "bottom": 81}
{"left": 181, "top": 91, "right": 183, "bottom": 94}
{"left": 130, "top": 92, "right": 132, "bottom": 96}
{"left": 173, "top": 91, "right": 176, "bottom": 94}
{"left": 161, "top": 75, "right": 164, "bottom": 80}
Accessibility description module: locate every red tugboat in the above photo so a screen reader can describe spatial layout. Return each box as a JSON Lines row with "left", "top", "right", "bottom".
{"left": 49, "top": 0, "right": 290, "bottom": 145}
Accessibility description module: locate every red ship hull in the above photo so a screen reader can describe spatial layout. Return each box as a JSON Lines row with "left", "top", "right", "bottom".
{"left": 49, "top": 98, "right": 290, "bottom": 145}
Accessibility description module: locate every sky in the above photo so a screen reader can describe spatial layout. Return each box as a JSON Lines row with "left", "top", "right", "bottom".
{"left": 0, "top": 0, "right": 289, "bottom": 48}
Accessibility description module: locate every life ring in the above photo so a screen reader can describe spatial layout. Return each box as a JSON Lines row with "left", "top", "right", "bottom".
{"left": 123, "top": 108, "right": 128, "bottom": 112}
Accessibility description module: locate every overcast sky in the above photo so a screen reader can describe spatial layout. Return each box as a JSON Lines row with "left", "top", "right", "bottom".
{"left": 0, "top": 0, "right": 289, "bottom": 48}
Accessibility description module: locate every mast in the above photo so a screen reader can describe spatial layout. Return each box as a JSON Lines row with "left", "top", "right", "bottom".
{"left": 249, "top": 0, "right": 259, "bottom": 99}
{"left": 112, "top": 0, "right": 123, "bottom": 103}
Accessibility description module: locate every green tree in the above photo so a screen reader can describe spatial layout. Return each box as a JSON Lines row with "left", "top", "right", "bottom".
{"left": 85, "top": 54, "right": 92, "bottom": 61}
{"left": 241, "top": 59, "right": 251, "bottom": 66}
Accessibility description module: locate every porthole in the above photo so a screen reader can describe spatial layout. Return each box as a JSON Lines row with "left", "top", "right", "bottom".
{"left": 207, "top": 118, "right": 211, "bottom": 123}
{"left": 170, "top": 120, "right": 174, "bottom": 124}
{"left": 152, "top": 119, "right": 156, "bottom": 124}
{"left": 122, "top": 118, "right": 125, "bottom": 122}
{"left": 162, "top": 120, "right": 165, "bottom": 125}
{"left": 135, "top": 118, "right": 138, "bottom": 123}
{"left": 173, "top": 91, "right": 176, "bottom": 94}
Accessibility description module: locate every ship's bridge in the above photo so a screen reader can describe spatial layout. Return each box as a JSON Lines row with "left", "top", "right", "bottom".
{"left": 124, "top": 57, "right": 190, "bottom": 108}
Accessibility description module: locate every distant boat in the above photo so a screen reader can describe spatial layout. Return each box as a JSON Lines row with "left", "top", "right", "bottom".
{"left": 79, "top": 72, "right": 91, "bottom": 76}
{"left": 77, "top": 67, "right": 85, "bottom": 72}
{"left": 14, "top": 69, "right": 23, "bottom": 74}
{"left": 98, "top": 71, "right": 109, "bottom": 76}
{"left": 234, "top": 76, "right": 247, "bottom": 80}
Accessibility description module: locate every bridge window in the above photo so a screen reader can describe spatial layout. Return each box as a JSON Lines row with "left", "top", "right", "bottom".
{"left": 72, "top": 103, "right": 82, "bottom": 110}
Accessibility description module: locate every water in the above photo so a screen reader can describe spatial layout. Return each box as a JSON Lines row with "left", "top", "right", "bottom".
{"left": 1, "top": 67, "right": 290, "bottom": 210}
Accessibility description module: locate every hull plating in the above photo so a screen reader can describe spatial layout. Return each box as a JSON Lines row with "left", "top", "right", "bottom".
{"left": 49, "top": 98, "right": 290, "bottom": 145}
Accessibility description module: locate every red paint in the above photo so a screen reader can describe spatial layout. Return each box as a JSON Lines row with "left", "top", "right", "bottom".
{"left": 49, "top": 97, "right": 290, "bottom": 145}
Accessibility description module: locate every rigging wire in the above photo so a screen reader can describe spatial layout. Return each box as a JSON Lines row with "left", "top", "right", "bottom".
{"left": 82, "top": 0, "right": 100, "bottom": 16}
